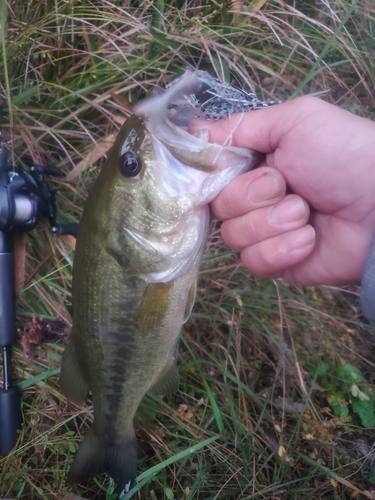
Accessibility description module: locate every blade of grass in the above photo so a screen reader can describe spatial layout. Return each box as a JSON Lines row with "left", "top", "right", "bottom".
{"left": 292, "top": 0, "right": 360, "bottom": 97}
{"left": 123, "top": 434, "right": 220, "bottom": 500}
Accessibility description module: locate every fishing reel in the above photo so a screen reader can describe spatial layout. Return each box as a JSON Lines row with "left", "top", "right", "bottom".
{"left": 0, "top": 146, "right": 78, "bottom": 235}
{"left": 0, "top": 142, "right": 78, "bottom": 457}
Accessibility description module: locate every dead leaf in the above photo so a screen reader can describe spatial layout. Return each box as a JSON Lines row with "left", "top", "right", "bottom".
{"left": 112, "top": 93, "right": 134, "bottom": 114}
{"left": 230, "top": 0, "right": 243, "bottom": 23}
{"left": 66, "top": 133, "right": 117, "bottom": 182}
{"left": 262, "top": 75, "right": 297, "bottom": 86}
{"left": 178, "top": 404, "right": 188, "bottom": 415}
{"left": 22, "top": 317, "right": 71, "bottom": 358}
{"left": 249, "top": 0, "right": 267, "bottom": 12}
{"left": 331, "top": 479, "right": 339, "bottom": 488}
{"left": 230, "top": 0, "right": 243, "bottom": 10}
{"left": 62, "top": 494, "right": 86, "bottom": 500}
{"left": 60, "top": 234, "right": 76, "bottom": 250}
{"left": 113, "top": 114, "right": 126, "bottom": 125}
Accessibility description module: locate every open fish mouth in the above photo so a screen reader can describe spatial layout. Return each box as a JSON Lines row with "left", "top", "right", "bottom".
{"left": 136, "top": 68, "right": 280, "bottom": 123}
{"left": 133, "top": 69, "right": 264, "bottom": 178}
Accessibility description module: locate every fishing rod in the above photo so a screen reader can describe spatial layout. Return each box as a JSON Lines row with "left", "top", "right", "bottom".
{"left": 0, "top": 141, "right": 78, "bottom": 457}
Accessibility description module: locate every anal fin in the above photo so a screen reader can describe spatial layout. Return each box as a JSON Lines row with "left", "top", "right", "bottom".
{"left": 59, "top": 341, "right": 89, "bottom": 404}
{"left": 148, "top": 360, "right": 180, "bottom": 397}
{"left": 183, "top": 279, "right": 197, "bottom": 323}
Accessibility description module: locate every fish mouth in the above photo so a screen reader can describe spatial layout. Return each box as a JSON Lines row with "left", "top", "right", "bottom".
{"left": 133, "top": 69, "right": 263, "bottom": 179}
{"left": 135, "top": 69, "right": 232, "bottom": 127}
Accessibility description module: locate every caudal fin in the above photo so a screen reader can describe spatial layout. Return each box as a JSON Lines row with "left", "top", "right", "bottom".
{"left": 67, "top": 427, "right": 137, "bottom": 497}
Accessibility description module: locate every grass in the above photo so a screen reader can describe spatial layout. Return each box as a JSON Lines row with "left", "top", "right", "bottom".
{"left": 1, "top": 0, "right": 375, "bottom": 499}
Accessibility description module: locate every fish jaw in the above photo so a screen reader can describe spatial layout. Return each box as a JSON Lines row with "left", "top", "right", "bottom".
{"left": 134, "top": 69, "right": 263, "bottom": 203}
{"left": 148, "top": 132, "right": 257, "bottom": 207}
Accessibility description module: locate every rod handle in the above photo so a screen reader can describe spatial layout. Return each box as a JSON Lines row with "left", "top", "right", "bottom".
{"left": 0, "top": 385, "right": 22, "bottom": 456}
{"left": 0, "top": 232, "right": 16, "bottom": 346}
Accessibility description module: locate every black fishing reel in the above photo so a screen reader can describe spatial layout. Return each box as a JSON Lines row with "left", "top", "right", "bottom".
{"left": 0, "top": 142, "right": 78, "bottom": 457}
{"left": 0, "top": 146, "right": 77, "bottom": 235}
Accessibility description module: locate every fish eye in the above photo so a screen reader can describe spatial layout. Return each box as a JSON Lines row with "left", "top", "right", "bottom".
{"left": 118, "top": 151, "right": 142, "bottom": 177}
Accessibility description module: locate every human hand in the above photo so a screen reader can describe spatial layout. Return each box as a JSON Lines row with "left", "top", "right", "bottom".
{"left": 189, "top": 96, "right": 375, "bottom": 286}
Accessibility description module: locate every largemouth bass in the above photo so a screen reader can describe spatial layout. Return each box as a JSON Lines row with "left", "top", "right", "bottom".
{"left": 60, "top": 70, "right": 264, "bottom": 496}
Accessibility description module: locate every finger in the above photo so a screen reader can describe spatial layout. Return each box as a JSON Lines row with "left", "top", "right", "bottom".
{"left": 211, "top": 167, "right": 286, "bottom": 220}
{"left": 239, "top": 225, "right": 316, "bottom": 277}
{"left": 221, "top": 194, "right": 310, "bottom": 251}
{"left": 188, "top": 96, "right": 323, "bottom": 152}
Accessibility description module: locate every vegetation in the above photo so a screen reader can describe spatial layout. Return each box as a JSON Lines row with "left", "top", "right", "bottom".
{"left": 1, "top": 1, "right": 375, "bottom": 499}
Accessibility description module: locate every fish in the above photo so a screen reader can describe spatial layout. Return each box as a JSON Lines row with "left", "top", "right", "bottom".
{"left": 59, "top": 69, "right": 264, "bottom": 496}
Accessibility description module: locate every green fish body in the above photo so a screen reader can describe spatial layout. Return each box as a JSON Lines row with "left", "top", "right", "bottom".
{"left": 60, "top": 70, "right": 262, "bottom": 496}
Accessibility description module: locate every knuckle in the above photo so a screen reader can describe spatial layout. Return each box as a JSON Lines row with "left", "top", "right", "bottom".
{"left": 221, "top": 220, "right": 242, "bottom": 251}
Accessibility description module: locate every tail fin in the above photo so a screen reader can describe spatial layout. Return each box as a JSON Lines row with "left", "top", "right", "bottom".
{"left": 67, "top": 427, "right": 137, "bottom": 497}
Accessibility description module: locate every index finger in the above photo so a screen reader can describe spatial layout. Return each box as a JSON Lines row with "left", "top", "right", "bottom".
{"left": 188, "top": 96, "right": 318, "bottom": 153}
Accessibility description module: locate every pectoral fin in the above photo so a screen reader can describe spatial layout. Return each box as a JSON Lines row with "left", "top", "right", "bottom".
{"left": 137, "top": 281, "right": 173, "bottom": 335}
{"left": 59, "top": 341, "right": 89, "bottom": 404}
{"left": 183, "top": 279, "right": 197, "bottom": 323}
{"left": 148, "top": 360, "right": 180, "bottom": 397}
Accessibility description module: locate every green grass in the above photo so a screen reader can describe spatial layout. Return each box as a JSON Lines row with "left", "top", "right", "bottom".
{"left": 1, "top": 1, "right": 375, "bottom": 499}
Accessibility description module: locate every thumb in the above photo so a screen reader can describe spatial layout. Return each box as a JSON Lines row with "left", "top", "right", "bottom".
{"left": 188, "top": 95, "right": 322, "bottom": 153}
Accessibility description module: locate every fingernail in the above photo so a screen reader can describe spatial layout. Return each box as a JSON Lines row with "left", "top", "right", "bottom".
{"left": 281, "top": 225, "right": 315, "bottom": 253}
{"left": 270, "top": 196, "right": 307, "bottom": 225}
{"left": 192, "top": 129, "right": 209, "bottom": 141}
{"left": 188, "top": 118, "right": 211, "bottom": 134}
{"left": 247, "top": 173, "right": 281, "bottom": 203}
